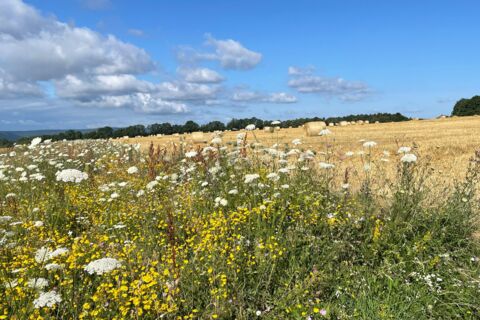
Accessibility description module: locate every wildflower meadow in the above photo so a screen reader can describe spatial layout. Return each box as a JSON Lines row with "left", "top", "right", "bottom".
{"left": 1, "top": 131, "right": 479, "bottom": 319}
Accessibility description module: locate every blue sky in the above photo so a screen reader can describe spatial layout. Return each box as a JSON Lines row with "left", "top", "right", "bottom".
{"left": 1, "top": 0, "right": 479, "bottom": 130}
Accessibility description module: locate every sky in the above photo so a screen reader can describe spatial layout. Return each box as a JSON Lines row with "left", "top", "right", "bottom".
{"left": 1, "top": 0, "right": 479, "bottom": 131}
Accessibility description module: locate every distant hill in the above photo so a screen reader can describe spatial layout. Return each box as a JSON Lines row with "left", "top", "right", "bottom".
{"left": 0, "top": 129, "right": 95, "bottom": 142}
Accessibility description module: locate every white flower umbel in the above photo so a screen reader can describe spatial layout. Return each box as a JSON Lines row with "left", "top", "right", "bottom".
{"left": 245, "top": 124, "right": 256, "bottom": 131}
{"left": 362, "top": 141, "right": 377, "bottom": 148}
{"left": 55, "top": 169, "right": 88, "bottom": 183}
{"left": 33, "top": 290, "right": 62, "bottom": 308}
{"left": 244, "top": 174, "right": 260, "bottom": 184}
{"left": 319, "top": 162, "right": 335, "bottom": 169}
{"left": 401, "top": 153, "right": 417, "bottom": 163}
{"left": 29, "top": 137, "right": 42, "bottom": 149}
{"left": 185, "top": 151, "right": 198, "bottom": 158}
{"left": 127, "top": 166, "right": 139, "bottom": 174}
{"left": 27, "top": 278, "right": 49, "bottom": 289}
{"left": 397, "top": 146, "right": 412, "bottom": 154}
{"left": 84, "top": 257, "right": 121, "bottom": 275}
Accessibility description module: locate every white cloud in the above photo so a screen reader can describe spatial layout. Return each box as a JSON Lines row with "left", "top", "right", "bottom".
{"left": 204, "top": 34, "right": 262, "bottom": 70}
{"left": 72, "top": 93, "right": 188, "bottom": 114}
{"left": 265, "top": 92, "right": 297, "bottom": 103}
{"left": 177, "top": 67, "right": 224, "bottom": 83}
{"left": 177, "top": 34, "right": 262, "bottom": 70}
{"left": 0, "top": 0, "right": 193, "bottom": 115}
{"left": 287, "top": 66, "right": 314, "bottom": 76}
{"left": 55, "top": 74, "right": 154, "bottom": 99}
{"left": 156, "top": 81, "right": 220, "bottom": 102}
{"left": 288, "top": 66, "right": 370, "bottom": 101}
{"left": 232, "top": 89, "right": 297, "bottom": 104}
{"left": 0, "top": 71, "right": 44, "bottom": 99}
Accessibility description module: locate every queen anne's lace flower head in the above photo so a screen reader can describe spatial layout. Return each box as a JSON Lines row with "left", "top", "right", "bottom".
{"left": 56, "top": 169, "right": 88, "bottom": 183}
{"left": 363, "top": 141, "right": 377, "bottom": 148}
{"left": 127, "top": 166, "right": 139, "bottom": 174}
{"left": 401, "top": 153, "right": 417, "bottom": 163}
{"left": 33, "top": 290, "right": 62, "bottom": 308}
{"left": 84, "top": 258, "right": 121, "bottom": 275}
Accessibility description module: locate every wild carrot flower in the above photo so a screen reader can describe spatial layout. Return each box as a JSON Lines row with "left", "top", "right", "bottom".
{"left": 319, "top": 162, "right": 335, "bottom": 169}
{"left": 401, "top": 153, "right": 417, "bottom": 163}
{"left": 398, "top": 146, "right": 412, "bottom": 154}
{"left": 33, "top": 290, "right": 62, "bottom": 308}
{"left": 127, "top": 166, "right": 139, "bottom": 174}
{"left": 244, "top": 174, "right": 260, "bottom": 183}
{"left": 84, "top": 257, "right": 121, "bottom": 275}
{"left": 292, "top": 138, "right": 302, "bottom": 145}
{"left": 245, "top": 124, "right": 256, "bottom": 131}
{"left": 363, "top": 141, "right": 377, "bottom": 148}
{"left": 55, "top": 169, "right": 88, "bottom": 183}
{"left": 185, "top": 151, "right": 198, "bottom": 158}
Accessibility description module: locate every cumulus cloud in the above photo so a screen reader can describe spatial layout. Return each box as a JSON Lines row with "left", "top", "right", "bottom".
{"left": 0, "top": 71, "right": 44, "bottom": 99}
{"left": 232, "top": 89, "right": 297, "bottom": 104}
{"left": 177, "top": 67, "right": 224, "bottom": 83}
{"left": 55, "top": 75, "right": 154, "bottom": 99}
{"left": 74, "top": 93, "right": 188, "bottom": 114}
{"left": 288, "top": 66, "right": 370, "bottom": 101}
{"left": 177, "top": 34, "right": 262, "bottom": 70}
{"left": 0, "top": 0, "right": 194, "bottom": 115}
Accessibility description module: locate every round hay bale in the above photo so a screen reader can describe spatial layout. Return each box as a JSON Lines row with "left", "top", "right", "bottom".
{"left": 375, "top": 121, "right": 380, "bottom": 124}
{"left": 328, "top": 123, "right": 335, "bottom": 127}
{"left": 191, "top": 131, "right": 207, "bottom": 144}
{"left": 274, "top": 126, "right": 281, "bottom": 131}
{"left": 357, "top": 120, "right": 364, "bottom": 125}
{"left": 263, "top": 126, "right": 274, "bottom": 133}
{"left": 339, "top": 121, "right": 348, "bottom": 126}
{"left": 364, "top": 120, "right": 370, "bottom": 124}
{"left": 303, "top": 121, "right": 326, "bottom": 136}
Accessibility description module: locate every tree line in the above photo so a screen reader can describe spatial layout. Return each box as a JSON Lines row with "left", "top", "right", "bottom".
{"left": 11, "top": 112, "right": 409, "bottom": 146}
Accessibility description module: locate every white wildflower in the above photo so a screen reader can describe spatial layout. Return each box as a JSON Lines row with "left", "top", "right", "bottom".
{"left": 363, "top": 141, "right": 377, "bottom": 148}
{"left": 27, "top": 278, "right": 49, "bottom": 289}
{"left": 211, "top": 137, "right": 222, "bottom": 145}
{"left": 29, "top": 137, "right": 42, "bottom": 149}
{"left": 401, "top": 153, "right": 417, "bottom": 163}
{"left": 127, "top": 166, "right": 139, "bottom": 174}
{"left": 228, "top": 189, "right": 239, "bottom": 195}
{"left": 245, "top": 124, "right": 256, "bottom": 131}
{"left": 55, "top": 169, "right": 88, "bottom": 183}
{"left": 146, "top": 180, "right": 158, "bottom": 190}
{"left": 33, "top": 290, "right": 62, "bottom": 308}
{"left": 398, "top": 146, "right": 412, "bottom": 154}
{"left": 84, "top": 258, "right": 121, "bottom": 275}
{"left": 185, "top": 151, "right": 198, "bottom": 158}
{"left": 319, "top": 162, "right": 335, "bottom": 169}
{"left": 267, "top": 172, "right": 280, "bottom": 181}
{"left": 292, "top": 138, "right": 302, "bottom": 145}
{"left": 45, "top": 263, "right": 63, "bottom": 271}
{"left": 244, "top": 174, "right": 260, "bottom": 184}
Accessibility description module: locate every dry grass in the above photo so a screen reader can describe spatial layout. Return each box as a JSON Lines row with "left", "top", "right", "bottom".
{"left": 119, "top": 116, "right": 480, "bottom": 190}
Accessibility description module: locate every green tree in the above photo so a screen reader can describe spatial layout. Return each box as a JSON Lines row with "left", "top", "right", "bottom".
{"left": 452, "top": 96, "right": 480, "bottom": 116}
